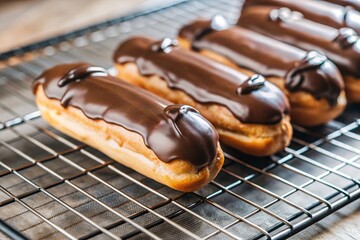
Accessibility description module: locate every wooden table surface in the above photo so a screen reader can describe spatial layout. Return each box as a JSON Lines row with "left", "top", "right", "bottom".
{"left": 0, "top": 0, "right": 171, "bottom": 53}
{"left": 0, "top": 0, "right": 359, "bottom": 239}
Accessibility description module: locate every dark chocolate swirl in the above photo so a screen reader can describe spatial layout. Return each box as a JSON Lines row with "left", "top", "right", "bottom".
{"left": 238, "top": 6, "right": 360, "bottom": 77}
{"left": 179, "top": 18, "right": 343, "bottom": 105}
{"left": 33, "top": 63, "right": 219, "bottom": 170}
{"left": 114, "top": 37, "right": 289, "bottom": 125}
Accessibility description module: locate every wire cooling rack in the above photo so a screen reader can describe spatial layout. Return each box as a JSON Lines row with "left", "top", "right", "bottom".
{"left": 0, "top": 0, "right": 360, "bottom": 239}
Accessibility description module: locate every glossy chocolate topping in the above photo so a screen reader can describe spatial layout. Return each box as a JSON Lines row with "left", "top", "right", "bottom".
{"left": 179, "top": 18, "right": 343, "bottom": 105}
{"left": 323, "top": 0, "right": 360, "bottom": 12}
{"left": 242, "top": 0, "right": 360, "bottom": 35}
{"left": 114, "top": 37, "right": 289, "bottom": 125}
{"left": 33, "top": 63, "right": 219, "bottom": 169}
{"left": 237, "top": 74, "right": 266, "bottom": 95}
{"left": 334, "top": 27, "right": 360, "bottom": 48}
{"left": 238, "top": 6, "right": 360, "bottom": 77}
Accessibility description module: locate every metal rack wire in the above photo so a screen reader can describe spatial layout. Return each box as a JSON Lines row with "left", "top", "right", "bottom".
{"left": 0, "top": 0, "right": 359, "bottom": 239}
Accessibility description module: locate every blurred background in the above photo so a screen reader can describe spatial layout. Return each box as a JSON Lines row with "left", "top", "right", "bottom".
{"left": 0, "top": 0, "right": 171, "bottom": 53}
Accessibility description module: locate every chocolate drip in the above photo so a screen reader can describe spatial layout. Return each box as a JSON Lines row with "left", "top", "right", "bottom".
{"left": 242, "top": 0, "right": 360, "bottom": 35}
{"left": 286, "top": 51, "right": 327, "bottom": 90}
{"left": 334, "top": 28, "right": 359, "bottom": 48}
{"left": 237, "top": 6, "right": 360, "bottom": 77}
{"left": 33, "top": 63, "right": 219, "bottom": 169}
{"left": 285, "top": 51, "right": 339, "bottom": 105}
{"left": 179, "top": 18, "right": 343, "bottom": 105}
{"left": 237, "top": 75, "right": 265, "bottom": 95}
{"left": 58, "top": 65, "right": 108, "bottom": 87}
{"left": 114, "top": 37, "right": 289, "bottom": 125}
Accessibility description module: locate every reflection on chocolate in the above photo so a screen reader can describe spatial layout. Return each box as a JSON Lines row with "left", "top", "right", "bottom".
{"left": 58, "top": 65, "right": 108, "bottom": 87}
{"left": 193, "top": 15, "right": 230, "bottom": 41}
{"left": 324, "top": 0, "right": 360, "bottom": 12}
{"left": 151, "top": 37, "right": 178, "bottom": 53}
{"left": 334, "top": 28, "right": 359, "bottom": 48}
{"left": 242, "top": 0, "right": 360, "bottom": 35}
{"left": 33, "top": 63, "right": 219, "bottom": 169}
{"left": 210, "top": 15, "right": 229, "bottom": 31}
{"left": 114, "top": 37, "right": 289, "bottom": 125}
{"left": 237, "top": 6, "right": 360, "bottom": 77}
{"left": 179, "top": 18, "right": 343, "bottom": 105}
{"left": 237, "top": 75, "right": 265, "bottom": 95}
{"left": 343, "top": 6, "right": 354, "bottom": 26}
{"left": 285, "top": 51, "right": 327, "bottom": 91}
{"left": 269, "top": 7, "right": 303, "bottom": 22}
{"left": 285, "top": 51, "right": 340, "bottom": 104}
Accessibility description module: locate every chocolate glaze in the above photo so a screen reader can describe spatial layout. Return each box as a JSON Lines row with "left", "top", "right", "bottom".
{"left": 237, "top": 74, "right": 266, "bottom": 95}
{"left": 33, "top": 63, "right": 219, "bottom": 169}
{"left": 57, "top": 65, "right": 108, "bottom": 87}
{"left": 323, "top": 0, "right": 360, "bottom": 12}
{"left": 114, "top": 37, "right": 289, "bottom": 125}
{"left": 238, "top": 6, "right": 360, "bottom": 78}
{"left": 242, "top": 0, "right": 360, "bottom": 35}
{"left": 179, "top": 18, "right": 343, "bottom": 105}
{"left": 334, "top": 27, "right": 360, "bottom": 48}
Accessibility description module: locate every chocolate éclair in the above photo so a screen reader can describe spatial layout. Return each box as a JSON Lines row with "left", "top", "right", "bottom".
{"left": 322, "top": 0, "right": 360, "bottom": 12}
{"left": 113, "top": 37, "right": 292, "bottom": 156}
{"left": 242, "top": 0, "right": 360, "bottom": 34}
{"left": 238, "top": 6, "right": 360, "bottom": 102}
{"left": 32, "top": 62, "right": 224, "bottom": 192}
{"left": 179, "top": 16, "right": 346, "bottom": 126}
